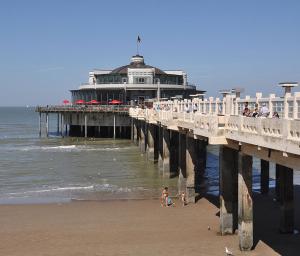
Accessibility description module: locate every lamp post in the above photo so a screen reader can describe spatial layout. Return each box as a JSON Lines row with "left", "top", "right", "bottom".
{"left": 278, "top": 82, "right": 298, "bottom": 95}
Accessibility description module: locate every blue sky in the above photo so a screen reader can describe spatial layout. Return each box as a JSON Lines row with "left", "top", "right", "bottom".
{"left": 0, "top": 0, "right": 300, "bottom": 106}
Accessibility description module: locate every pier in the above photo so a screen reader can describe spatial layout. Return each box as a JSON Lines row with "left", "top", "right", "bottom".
{"left": 36, "top": 105, "right": 132, "bottom": 139}
{"left": 36, "top": 86, "right": 300, "bottom": 252}
{"left": 129, "top": 88, "right": 300, "bottom": 251}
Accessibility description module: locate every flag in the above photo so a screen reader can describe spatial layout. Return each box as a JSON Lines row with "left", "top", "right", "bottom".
{"left": 137, "top": 36, "right": 141, "bottom": 43}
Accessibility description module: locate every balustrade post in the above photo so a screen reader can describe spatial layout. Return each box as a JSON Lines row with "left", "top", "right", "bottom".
{"left": 268, "top": 94, "right": 275, "bottom": 118}
{"left": 255, "top": 93, "right": 262, "bottom": 109}
{"left": 284, "top": 93, "right": 291, "bottom": 119}
{"left": 293, "top": 92, "right": 300, "bottom": 119}
{"left": 209, "top": 97, "right": 213, "bottom": 114}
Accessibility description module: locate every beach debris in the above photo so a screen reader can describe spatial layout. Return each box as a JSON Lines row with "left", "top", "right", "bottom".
{"left": 225, "top": 247, "right": 233, "bottom": 255}
{"left": 207, "top": 225, "right": 210, "bottom": 230}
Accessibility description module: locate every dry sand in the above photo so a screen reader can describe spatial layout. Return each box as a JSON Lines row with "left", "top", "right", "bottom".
{"left": 0, "top": 197, "right": 281, "bottom": 256}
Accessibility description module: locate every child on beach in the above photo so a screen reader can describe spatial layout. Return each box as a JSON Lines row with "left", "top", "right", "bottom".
{"left": 161, "top": 187, "right": 168, "bottom": 207}
{"left": 180, "top": 192, "right": 187, "bottom": 206}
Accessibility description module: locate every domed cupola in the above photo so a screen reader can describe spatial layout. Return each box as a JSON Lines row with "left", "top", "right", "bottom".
{"left": 130, "top": 55, "right": 145, "bottom": 65}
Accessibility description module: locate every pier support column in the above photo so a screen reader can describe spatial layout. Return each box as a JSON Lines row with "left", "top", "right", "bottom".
{"left": 137, "top": 121, "right": 141, "bottom": 147}
{"left": 260, "top": 159, "right": 269, "bottom": 195}
{"left": 162, "top": 128, "right": 171, "bottom": 177}
{"left": 279, "top": 165, "right": 294, "bottom": 233}
{"left": 39, "top": 112, "right": 42, "bottom": 137}
{"left": 147, "top": 124, "right": 156, "bottom": 162}
{"left": 46, "top": 113, "right": 49, "bottom": 137}
{"left": 133, "top": 120, "right": 138, "bottom": 145}
{"left": 131, "top": 118, "right": 134, "bottom": 141}
{"left": 84, "top": 114, "right": 88, "bottom": 138}
{"left": 219, "top": 146, "right": 238, "bottom": 235}
{"left": 57, "top": 113, "right": 60, "bottom": 134}
{"left": 194, "top": 139, "right": 207, "bottom": 193}
{"left": 275, "top": 164, "right": 281, "bottom": 201}
{"left": 238, "top": 152, "right": 253, "bottom": 251}
{"left": 158, "top": 126, "right": 164, "bottom": 170}
{"left": 186, "top": 135, "right": 196, "bottom": 203}
{"left": 113, "top": 114, "right": 116, "bottom": 139}
{"left": 140, "top": 122, "right": 146, "bottom": 153}
{"left": 178, "top": 133, "right": 186, "bottom": 194}
{"left": 170, "top": 131, "right": 179, "bottom": 178}
{"left": 61, "top": 114, "right": 64, "bottom": 137}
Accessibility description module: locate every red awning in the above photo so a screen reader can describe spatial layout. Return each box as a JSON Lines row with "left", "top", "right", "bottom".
{"left": 63, "top": 99, "right": 70, "bottom": 104}
{"left": 109, "top": 99, "right": 122, "bottom": 105}
{"left": 75, "top": 99, "right": 85, "bottom": 104}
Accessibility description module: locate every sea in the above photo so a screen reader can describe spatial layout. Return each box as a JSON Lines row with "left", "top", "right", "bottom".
{"left": 0, "top": 106, "right": 297, "bottom": 204}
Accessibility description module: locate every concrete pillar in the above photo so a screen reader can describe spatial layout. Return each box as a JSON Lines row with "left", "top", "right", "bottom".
{"left": 84, "top": 114, "right": 88, "bottom": 138}
{"left": 158, "top": 126, "right": 164, "bottom": 170}
{"left": 260, "top": 159, "right": 269, "bottom": 195}
{"left": 137, "top": 121, "right": 141, "bottom": 147}
{"left": 279, "top": 165, "right": 294, "bottom": 233}
{"left": 194, "top": 139, "right": 207, "bottom": 193}
{"left": 275, "top": 164, "right": 281, "bottom": 201}
{"left": 178, "top": 133, "right": 186, "bottom": 194}
{"left": 219, "top": 146, "right": 238, "bottom": 235}
{"left": 147, "top": 124, "right": 156, "bottom": 162}
{"left": 39, "top": 112, "right": 42, "bottom": 137}
{"left": 46, "top": 113, "right": 49, "bottom": 137}
{"left": 238, "top": 152, "right": 253, "bottom": 251}
{"left": 57, "top": 113, "right": 60, "bottom": 134}
{"left": 186, "top": 135, "right": 196, "bottom": 203}
{"left": 61, "top": 114, "right": 64, "bottom": 137}
{"left": 162, "top": 128, "right": 171, "bottom": 177}
{"left": 169, "top": 131, "right": 179, "bottom": 178}
{"left": 140, "top": 122, "right": 146, "bottom": 153}
{"left": 113, "top": 114, "right": 116, "bottom": 139}
{"left": 131, "top": 118, "right": 134, "bottom": 141}
{"left": 133, "top": 120, "right": 138, "bottom": 145}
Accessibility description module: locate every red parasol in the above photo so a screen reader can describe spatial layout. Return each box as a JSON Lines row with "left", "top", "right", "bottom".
{"left": 75, "top": 99, "right": 85, "bottom": 104}
{"left": 63, "top": 99, "right": 70, "bottom": 104}
{"left": 87, "top": 99, "right": 100, "bottom": 104}
{"left": 109, "top": 99, "right": 122, "bottom": 105}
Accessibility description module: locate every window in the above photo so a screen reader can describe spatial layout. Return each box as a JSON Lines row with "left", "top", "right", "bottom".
{"left": 138, "top": 77, "right": 145, "bottom": 83}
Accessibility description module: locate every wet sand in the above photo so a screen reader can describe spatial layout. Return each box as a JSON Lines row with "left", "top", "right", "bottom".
{"left": 0, "top": 198, "right": 280, "bottom": 256}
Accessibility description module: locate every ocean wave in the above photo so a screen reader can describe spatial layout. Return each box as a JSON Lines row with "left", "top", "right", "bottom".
{"left": 5, "top": 184, "right": 145, "bottom": 197}
{"left": 17, "top": 145, "right": 124, "bottom": 152}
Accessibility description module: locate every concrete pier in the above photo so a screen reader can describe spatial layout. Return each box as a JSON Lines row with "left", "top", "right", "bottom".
{"left": 140, "top": 122, "right": 146, "bottom": 153}
{"left": 84, "top": 114, "right": 88, "bottom": 138}
{"left": 147, "top": 124, "right": 156, "bottom": 162}
{"left": 46, "top": 113, "right": 49, "bottom": 137}
{"left": 238, "top": 152, "right": 253, "bottom": 251}
{"left": 278, "top": 165, "right": 294, "bottom": 233}
{"left": 169, "top": 131, "right": 179, "bottom": 178}
{"left": 133, "top": 120, "right": 138, "bottom": 144}
{"left": 186, "top": 135, "right": 196, "bottom": 203}
{"left": 194, "top": 139, "right": 206, "bottom": 193}
{"left": 39, "top": 112, "right": 42, "bottom": 137}
{"left": 162, "top": 128, "right": 171, "bottom": 177}
{"left": 178, "top": 133, "right": 186, "bottom": 194}
{"left": 60, "top": 114, "right": 65, "bottom": 137}
{"left": 260, "top": 159, "right": 269, "bottom": 195}
{"left": 275, "top": 164, "right": 281, "bottom": 201}
{"left": 219, "top": 146, "right": 238, "bottom": 235}
{"left": 158, "top": 126, "right": 164, "bottom": 170}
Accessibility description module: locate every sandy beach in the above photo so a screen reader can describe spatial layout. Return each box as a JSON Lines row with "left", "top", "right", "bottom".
{"left": 0, "top": 196, "right": 284, "bottom": 256}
